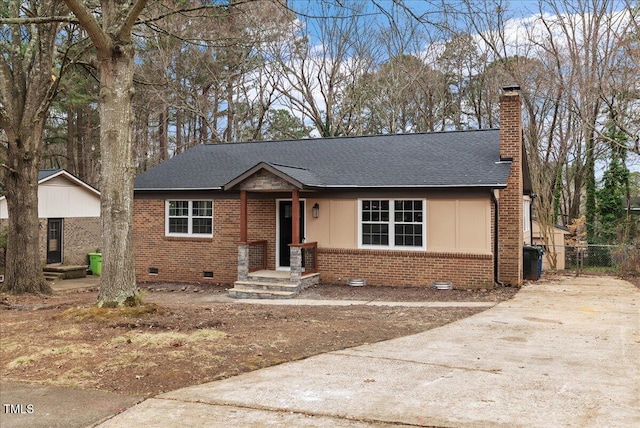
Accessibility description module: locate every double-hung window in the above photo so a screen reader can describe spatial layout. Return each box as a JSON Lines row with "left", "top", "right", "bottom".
{"left": 360, "top": 199, "right": 425, "bottom": 249}
{"left": 166, "top": 200, "right": 213, "bottom": 237}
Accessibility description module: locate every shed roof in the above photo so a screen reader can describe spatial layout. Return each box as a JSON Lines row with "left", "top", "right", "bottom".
{"left": 1, "top": 169, "right": 99, "bottom": 201}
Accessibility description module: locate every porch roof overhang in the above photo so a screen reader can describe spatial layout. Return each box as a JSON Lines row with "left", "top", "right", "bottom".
{"left": 223, "top": 161, "right": 322, "bottom": 191}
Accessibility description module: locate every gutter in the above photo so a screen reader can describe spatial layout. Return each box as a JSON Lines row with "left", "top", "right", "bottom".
{"left": 135, "top": 184, "right": 509, "bottom": 192}
{"left": 134, "top": 187, "right": 223, "bottom": 191}
{"left": 318, "top": 183, "right": 508, "bottom": 189}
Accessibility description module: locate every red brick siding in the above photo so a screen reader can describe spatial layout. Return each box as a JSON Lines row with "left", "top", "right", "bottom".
{"left": 62, "top": 217, "right": 101, "bottom": 265}
{"left": 133, "top": 198, "right": 275, "bottom": 284}
{"left": 0, "top": 217, "right": 100, "bottom": 267}
{"left": 498, "top": 90, "right": 524, "bottom": 286}
{"left": 134, "top": 196, "right": 497, "bottom": 288}
{"left": 38, "top": 220, "right": 46, "bottom": 262}
{"left": 318, "top": 248, "right": 494, "bottom": 289}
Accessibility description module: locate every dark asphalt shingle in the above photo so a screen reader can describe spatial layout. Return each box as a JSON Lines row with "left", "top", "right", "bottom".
{"left": 38, "top": 169, "right": 63, "bottom": 181}
{"left": 134, "top": 130, "right": 511, "bottom": 190}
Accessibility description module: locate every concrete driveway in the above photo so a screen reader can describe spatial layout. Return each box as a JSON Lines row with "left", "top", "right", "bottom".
{"left": 94, "top": 276, "right": 639, "bottom": 427}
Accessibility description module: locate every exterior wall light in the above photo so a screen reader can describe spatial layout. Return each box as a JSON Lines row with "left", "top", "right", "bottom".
{"left": 312, "top": 203, "right": 320, "bottom": 218}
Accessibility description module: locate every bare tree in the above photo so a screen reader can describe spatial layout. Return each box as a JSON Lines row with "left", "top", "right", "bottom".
{"left": 0, "top": 0, "right": 70, "bottom": 294}
{"left": 63, "top": 0, "right": 149, "bottom": 306}
{"left": 272, "top": 1, "right": 377, "bottom": 137}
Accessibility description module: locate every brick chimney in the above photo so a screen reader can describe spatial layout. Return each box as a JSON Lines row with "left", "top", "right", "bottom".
{"left": 498, "top": 86, "right": 524, "bottom": 286}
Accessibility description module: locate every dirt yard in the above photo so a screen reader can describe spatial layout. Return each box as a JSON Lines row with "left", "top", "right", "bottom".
{"left": 1, "top": 283, "right": 517, "bottom": 398}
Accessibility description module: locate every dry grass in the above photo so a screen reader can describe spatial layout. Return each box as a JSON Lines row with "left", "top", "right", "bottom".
{"left": 56, "top": 304, "right": 163, "bottom": 322}
{"left": 108, "top": 329, "right": 226, "bottom": 349}
{"left": 7, "top": 344, "right": 94, "bottom": 369}
{"left": 1, "top": 286, "right": 508, "bottom": 396}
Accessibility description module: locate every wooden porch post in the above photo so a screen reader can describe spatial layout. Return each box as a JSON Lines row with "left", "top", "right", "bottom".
{"left": 292, "top": 189, "right": 300, "bottom": 244}
{"left": 240, "top": 190, "right": 247, "bottom": 243}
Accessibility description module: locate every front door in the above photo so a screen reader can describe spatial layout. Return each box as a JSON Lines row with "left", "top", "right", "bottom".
{"left": 278, "top": 200, "right": 305, "bottom": 267}
{"left": 47, "top": 218, "right": 63, "bottom": 264}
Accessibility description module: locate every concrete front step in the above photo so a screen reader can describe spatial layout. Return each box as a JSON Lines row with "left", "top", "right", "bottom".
{"left": 234, "top": 280, "right": 299, "bottom": 292}
{"left": 228, "top": 277, "right": 303, "bottom": 299}
{"left": 246, "top": 270, "right": 319, "bottom": 284}
{"left": 246, "top": 271, "right": 291, "bottom": 283}
{"left": 43, "top": 265, "right": 88, "bottom": 279}
{"left": 227, "top": 287, "right": 298, "bottom": 299}
{"left": 228, "top": 270, "right": 320, "bottom": 299}
{"left": 45, "top": 272, "right": 65, "bottom": 281}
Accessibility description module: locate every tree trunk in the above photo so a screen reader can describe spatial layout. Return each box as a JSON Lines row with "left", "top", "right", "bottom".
{"left": 176, "top": 109, "right": 182, "bottom": 153}
{"left": 2, "top": 134, "right": 52, "bottom": 295}
{"left": 585, "top": 130, "right": 597, "bottom": 241}
{"left": 95, "top": 43, "right": 138, "bottom": 307}
{"left": 158, "top": 107, "right": 168, "bottom": 162}
{"left": 0, "top": 0, "right": 61, "bottom": 295}
{"left": 76, "top": 108, "right": 86, "bottom": 180}
{"left": 62, "top": 0, "right": 149, "bottom": 307}
{"left": 66, "top": 105, "right": 77, "bottom": 175}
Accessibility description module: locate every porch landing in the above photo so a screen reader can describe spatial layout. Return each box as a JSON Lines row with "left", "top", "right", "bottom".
{"left": 43, "top": 265, "right": 88, "bottom": 281}
{"left": 228, "top": 270, "right": 320, "bottom": 299}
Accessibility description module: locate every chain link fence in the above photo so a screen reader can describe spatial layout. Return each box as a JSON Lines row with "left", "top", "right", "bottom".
{"left": 557, "top": 244, "right": 639, "bottom": 276}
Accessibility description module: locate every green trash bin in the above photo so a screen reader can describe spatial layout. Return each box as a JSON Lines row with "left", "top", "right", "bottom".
{"left": 88, "top": 253, "right": 102, "bottom": 276}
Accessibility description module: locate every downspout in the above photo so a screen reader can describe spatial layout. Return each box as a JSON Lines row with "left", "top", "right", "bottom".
{"left": 492, "top": 189, "right": 504, "bottom": 286}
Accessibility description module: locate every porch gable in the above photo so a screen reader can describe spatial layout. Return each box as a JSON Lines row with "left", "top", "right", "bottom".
{"left": 224, "top": 162, "right": 319, "bottom": 191}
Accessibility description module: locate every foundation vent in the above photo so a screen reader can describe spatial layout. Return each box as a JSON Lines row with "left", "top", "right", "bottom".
{"left": 432, "top": 281, "right": 453, "bottom": 290}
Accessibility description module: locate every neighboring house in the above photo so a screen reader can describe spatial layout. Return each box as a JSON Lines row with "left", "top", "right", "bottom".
{"left": 630, "top": 197, "right": 640, "bottom": 216}
{"left": 0, "top": 169, "right": 101, "bottom": 266}
{"left": 133, "top": 87, "right": 532, "bottom": 293}
{"left": 529, "top": 219, "right": 569, "bottom": 270}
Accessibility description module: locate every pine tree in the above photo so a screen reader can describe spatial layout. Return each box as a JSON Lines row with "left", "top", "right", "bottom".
{"left": 596, "top": 126, "right": 630, "bottom": 244}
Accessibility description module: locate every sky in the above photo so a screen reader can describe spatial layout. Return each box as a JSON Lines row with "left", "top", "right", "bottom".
{"left": 281, "top": 0, "right": 639, "bottom": 172}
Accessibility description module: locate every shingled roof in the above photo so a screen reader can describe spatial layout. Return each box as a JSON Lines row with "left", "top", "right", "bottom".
{"left": 38, "top": 169, "right": 63, "bottom": 181}
{"left": 134, "top": 129, "right": 512, "bottom": 191}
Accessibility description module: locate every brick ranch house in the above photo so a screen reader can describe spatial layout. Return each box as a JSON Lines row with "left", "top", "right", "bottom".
{"left": 133, "top": 87, "right": 532, "bottom": 296}
{"left": 0, "top": 169, "right": 101, "bottom": 269}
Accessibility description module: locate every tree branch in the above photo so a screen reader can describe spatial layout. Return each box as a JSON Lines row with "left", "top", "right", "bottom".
{"left": 0, "top": 163, "right": 16, "bottom": 174}
{"left": 0, "top": 55, "right": 17, "bottom": 132}
{"left": 62, "top": 0, "right": 111, "bottom": 55}
{"left": 116, "top": 0, "right": 150, "bottom": 42}
{"left": 0, "top": 16, "right": 78, "bottom": 24}
{"left": 136, "top": 3, "right": 222, "bottom": 25}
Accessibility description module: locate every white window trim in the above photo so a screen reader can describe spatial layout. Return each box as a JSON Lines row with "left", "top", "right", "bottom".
{"left": 357, "top": 198, "right": 427, "bottom": 251}
{"left": 523, "top": 199, "right": 531, "bottom": 233}
{"left": 165, "top": 200, "right": 214, "bottom": 237}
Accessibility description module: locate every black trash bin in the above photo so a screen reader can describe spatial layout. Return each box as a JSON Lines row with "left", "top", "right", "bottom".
{"left": 523, "top": 246, "right": 542, "bottom": 280}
